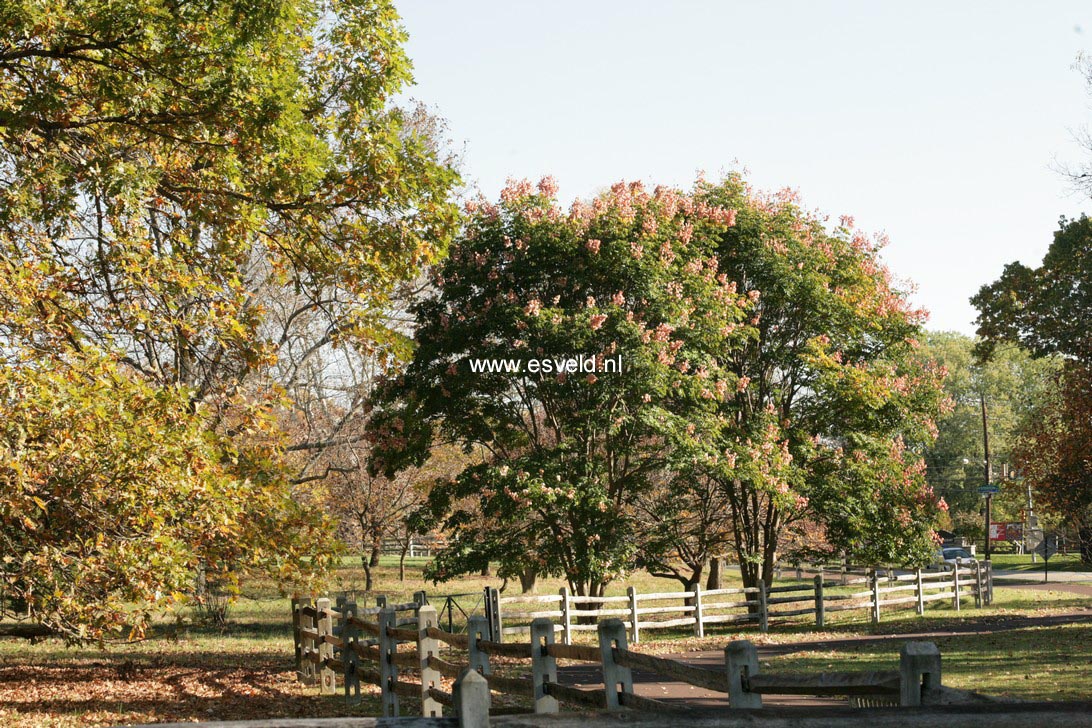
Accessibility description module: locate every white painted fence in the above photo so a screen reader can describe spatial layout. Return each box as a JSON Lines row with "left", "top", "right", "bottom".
{"left": 489, "top": 562, "right": 992, "bottom": 644}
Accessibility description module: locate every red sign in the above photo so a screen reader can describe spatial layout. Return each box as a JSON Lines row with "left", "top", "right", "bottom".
{"left": 989, "top": 522, "right": 1023, "bottom": 541}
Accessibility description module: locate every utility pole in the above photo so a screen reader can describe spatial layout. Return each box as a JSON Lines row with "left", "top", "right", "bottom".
{"left": 981, "top": 394, "right": 992, "bottom": 563}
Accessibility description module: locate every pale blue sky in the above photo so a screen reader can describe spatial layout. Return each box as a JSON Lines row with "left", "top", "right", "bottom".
{"left": 395, "top": 1, "right": 1092, "bottom": 334}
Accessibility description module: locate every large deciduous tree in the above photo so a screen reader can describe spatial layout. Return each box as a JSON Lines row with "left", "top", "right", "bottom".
{"left": 973, "top": 215, "right": 1092, "bottom": 561}
{"left": 696, "top": 176, "right": 949, "bottom": 589}
{"left": 371, "top": 178, "right": 748, "bottom": 597}
{"left": 0, "top": 0, "right": 458, "bottom": 638}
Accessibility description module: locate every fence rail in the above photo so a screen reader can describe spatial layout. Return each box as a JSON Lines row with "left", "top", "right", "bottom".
{"left": 291, "top": 599, "right": 962, "bottom": 724}
{"left": 489, "top": 562, "right": 991, "bottom": 643}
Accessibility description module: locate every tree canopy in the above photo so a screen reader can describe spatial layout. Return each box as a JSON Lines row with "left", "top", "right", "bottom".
{"left": 371, "top": 175, "right": 949, "bottom": 595}
{"left": 1, "top": 0, "right": 459, "bottom": 639}
{"left": 370, "top": 178, "right": 747, "bottom": 597}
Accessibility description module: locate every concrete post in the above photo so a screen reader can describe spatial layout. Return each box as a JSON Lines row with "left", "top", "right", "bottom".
{"left": 725, "top": 640, "right": 762, "bottom": 709}
{"left": 813, "top": 575, "right": 825, "bottom": 628}
{"left": 598, "top": 619, "right": 633, "bottom": 710}
{"left": 413, "top": 590, "right": 428, "bottom": 607}
{"left": 418, "top": 605, "right": 441, "bottom": 717}
{"left": 530, "top": 618, "right": 558, "bottom": 714}
{"left": 467, "top": 615, "right": 491, "bottom": 676}
{"left": 378, "top": 607, "right": 399, "bottom": 717}
{"left": 454, "top": 668, "right": 491, "bottom": 728}
{"left": 627, "top": 586, "right": 640, "bottom": 643}
{"left": 692, "top": 584, "right": 704, "bottom": 638}
{"left": 558, "top": 587, "right": 572, "bottom": 645}
{"left": 317, "top": 598, "right": 336, "bottom": 695}
{"left": 899, "top": 641, "right": 942, "bottom": 707}
{"left": 485, "top": 587, "right": 502, "bottom": 643}
{"left": 341, "top": 601, "right": 361, "bottom": 705}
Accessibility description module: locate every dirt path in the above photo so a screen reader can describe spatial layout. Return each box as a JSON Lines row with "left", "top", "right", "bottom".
{"left": 556, "top": 609, "right": 1092, "bottom": 708}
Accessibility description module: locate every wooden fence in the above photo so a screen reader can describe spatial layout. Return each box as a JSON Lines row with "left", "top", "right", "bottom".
{"left": 291, "top": 601, "right": 958, "bottom": 723}
{"left": 491, "top": 562, "right": 992, "bottom": 643}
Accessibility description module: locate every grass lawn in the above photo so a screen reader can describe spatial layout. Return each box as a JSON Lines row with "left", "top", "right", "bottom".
{"left": 987, "top": 552, "right": 1092, "bottom": 574}
{"left": 761, "top": 621, "right": 1092, "bottom": 701}
{"left": 1, "top": 560, "right": 1088, "bottom": 726}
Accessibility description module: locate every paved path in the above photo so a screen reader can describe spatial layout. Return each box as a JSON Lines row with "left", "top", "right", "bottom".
{"left": 556, "top": 609, "right": 1092, "bottom": 708}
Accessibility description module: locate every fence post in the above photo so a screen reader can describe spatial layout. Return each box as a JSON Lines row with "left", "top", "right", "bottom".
{"left": 342, "top": 601, "right": 361, "bottom": 705}
{"left": 692, "top": 584, "right": 704, "bottom": 638}
{"left": 841, "top": 556, "right": 848, "bottom": 585}
{"left": 796, "top": 563, "right": 803, "bottom": 580}
{"left": 915, "top": 568, "right": 925, "bottom": 616}
{"left": 467, "top": 615, "right": 491, "bottom": 676}
{"left": 598, "top": 619, "right": 633, "bottom": 710}
{"left": 978, "top": 563, "right": 987, "bottom": 611}
{"left": 758, "top": 583, "right": 768, "bottom": 633}
{"left": 317, "top": 598, "right": 336, "bottom": 695}
{"left": 870, "top": 570, "right": 881, "bottom": 625}
{"left": 725, "top": 640, "right": 762, "bottom": 709}
{"left": 530, "top": 618, "right": 559, "bottom": 714}
{"left": 813, "top": 575, "right": 825, "bottom": 628}
{"left": 417, "top": 604, "right": 441, "bottom": 718}
{"left": 899, "top": 641, "right": 942, "bottom": 707}
{"left": 627, "top": 586, "right": 640, "bottom": 643}
{"left": 291, "top": 597, "right": 306, "bottom": 682}
{"left": 413, "top": 590, "right": 428, "bottom": 607}
{"left": 951, "top": 563, "right": 961, "bottom": 612}
{"left": 299, "top": 597, "right": 317, "bottom": 685}
{"left": 986, "top": 560, "right": 993, "bottom": 605}
{"left": 484, "top": 587, "right": 502, "bottom": 643}
{"left": 378, "top": 606, "right": 399, "bottom": 717}
{"left": 559, "top": 587, "right": 572, "bottom": 645}
{"left": 375, "top": 595, "right": 387, "bottom": 609}
{"left": 454, "top": 668, "right": 491, "bottom": 728}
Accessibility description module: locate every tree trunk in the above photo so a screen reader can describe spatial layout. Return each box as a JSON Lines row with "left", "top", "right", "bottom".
{"left": 479, "top": 564, "right": 491, "bottom": 577}
{"left": 398, "top": 540, "right": 410, "bottom": 582}
{"left": 518, "top": 567, "right": 537, "bottom": 593}
{"left": 361, "top": 553, "right": 374, "bottom": 592}
{"left": 706, "top": 557, "right": 723, "bottom": 590}
{"left": 369, "top": 540, "right": 381, "bottom": 567}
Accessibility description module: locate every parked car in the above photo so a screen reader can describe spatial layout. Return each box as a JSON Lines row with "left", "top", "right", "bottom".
{"left": 936, "top": 547, "right": 976, "bottom": 567}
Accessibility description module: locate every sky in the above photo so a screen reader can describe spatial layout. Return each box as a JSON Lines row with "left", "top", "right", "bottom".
{"left": 394, "top": 1, "right": 1092, "bottom": 334}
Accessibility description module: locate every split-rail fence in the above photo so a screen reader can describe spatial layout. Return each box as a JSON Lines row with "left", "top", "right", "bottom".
{"left": 291, "top": 599, "right": 959, "bottom": 724}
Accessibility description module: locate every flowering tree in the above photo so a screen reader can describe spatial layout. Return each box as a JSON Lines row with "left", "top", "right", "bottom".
{"left": 370, "top": 178, "right": 748, "bottom": 597}
{"left": 694, "top": 176, "right": 949, "bottom": 589}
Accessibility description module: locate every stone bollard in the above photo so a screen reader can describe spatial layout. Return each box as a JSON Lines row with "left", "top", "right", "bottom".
{"left": 454, "top": 668, "right": 491, "bottom": 728}
{"left": 899, "top": 641, "right": 942, "bottom": 707}
{"left": 725, "top": 640, "right": 762, "bottom": 709}
{"left": 530, "top": 618, "right": 559, "bottom": 714}
{"left": 598, "top": 619, "right": 633, "bottom": 710}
